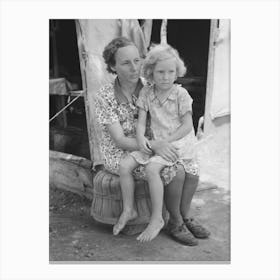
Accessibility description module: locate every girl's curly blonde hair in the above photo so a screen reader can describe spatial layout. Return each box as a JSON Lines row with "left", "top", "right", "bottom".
{"left": 142, "top": 44, "right": 187, "bottom": 83}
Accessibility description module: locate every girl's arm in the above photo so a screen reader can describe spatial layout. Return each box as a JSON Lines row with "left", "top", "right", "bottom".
{"left": 165, "top": 112, "right": 193, "bottom": 143}
{"left": 136, "top": 108, "right": 147, "bottom": 141}
{"left": 107, "top": 122, "right": 138, "bottom": 151}
{"left": 149, "top": 140, "right": 179, "bottom": 162}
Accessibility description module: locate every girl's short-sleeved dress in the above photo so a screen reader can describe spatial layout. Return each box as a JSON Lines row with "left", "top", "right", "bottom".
{"left": 94, "top": 78, "right": 185, "bottom": 185}
{"left": 130, "top": 84, "right": 199, "bottom": 176}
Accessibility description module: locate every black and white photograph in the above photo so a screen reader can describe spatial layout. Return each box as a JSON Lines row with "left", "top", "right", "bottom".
{"left": 1, "top": 0, "right": 280, "bottom": 279}
{"left": 49, "top": 18, "right": 230, "bottom": 262}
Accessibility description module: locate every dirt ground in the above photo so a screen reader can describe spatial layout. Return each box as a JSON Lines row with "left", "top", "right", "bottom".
{"left": 49, "top": 185, "right": 230, "bottom": 263}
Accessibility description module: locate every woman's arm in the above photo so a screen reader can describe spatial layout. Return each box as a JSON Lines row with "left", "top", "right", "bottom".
{"left": 95, "top": 89, "right": 139, "bottom": 152}
{"left": 107, "top": 122, "right": 138, "bottom": 151}
{"left": 136, "top": 109, "right": 152, "bottom": 154}
{"left": 165, "top": 112, "right": 193, "bottom": 143}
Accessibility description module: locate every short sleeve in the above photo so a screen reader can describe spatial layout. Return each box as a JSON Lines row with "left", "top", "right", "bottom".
{"left": 177, "top": 86, "right": 193, "bottom": 117}
{"left": 136, "top": 87, "right": 149, "bottom": 112}
{"left": 94, "top": 89, "right": 119, "bottom": 126}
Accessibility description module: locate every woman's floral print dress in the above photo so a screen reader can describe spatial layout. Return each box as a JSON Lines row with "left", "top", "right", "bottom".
{"left": 94, "top": 78, "right": 179, "bottom": 185}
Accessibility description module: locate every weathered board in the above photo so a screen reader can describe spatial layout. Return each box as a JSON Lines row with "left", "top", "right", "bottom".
{"left": 49, "top": 150, "right": 94, "bottom": 200}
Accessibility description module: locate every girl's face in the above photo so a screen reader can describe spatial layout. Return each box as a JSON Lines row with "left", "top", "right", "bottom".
{"left": 153, "top": 57, "right": 177, "bottom": 92}
{"left": 112, "top": 45, "right": 142, "bottom": 85}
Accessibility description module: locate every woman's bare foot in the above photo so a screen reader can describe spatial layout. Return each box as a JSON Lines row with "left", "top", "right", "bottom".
{"left": 113, "top": 209, "right": 138, "bottom": 235}
{"left": 136, "top": 218, "right": 164, "bottom": 242}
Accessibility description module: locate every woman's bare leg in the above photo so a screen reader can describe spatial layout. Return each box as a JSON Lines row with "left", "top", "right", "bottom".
{"left": 137, "top": 162, "right": 165, "bottom": 242}
{"left": 113, "top": 156, "right": 139, "bottom": 235}
{"left": 163, "top": 165, "right": 199, "bottom": 246}
{"left": 164, "top": 165, "right": 185, "bottom": 226}
{"left": 180, "top": 172, "right": 199, "bottom": 219}
{"left": 180, "top": 172, "right": 210, "bottom": 238}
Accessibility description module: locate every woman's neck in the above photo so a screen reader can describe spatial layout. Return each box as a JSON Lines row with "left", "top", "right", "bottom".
{"left": 118, "top": 77, "right": 138, "bottom": 98}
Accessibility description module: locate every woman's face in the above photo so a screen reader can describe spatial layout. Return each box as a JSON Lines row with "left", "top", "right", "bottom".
{"left": 112, "top": 45, "right": 142, "bottom": 84}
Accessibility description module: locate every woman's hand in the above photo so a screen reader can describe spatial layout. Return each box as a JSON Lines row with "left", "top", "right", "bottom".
{"left": 137, "top": 136, "right": 153, "bottom": 154}
{"left": 150, "top": 140, "right": 179, "bottom": 162}
{"left": 107, "top": 122, "right": 139, "bottom": 151}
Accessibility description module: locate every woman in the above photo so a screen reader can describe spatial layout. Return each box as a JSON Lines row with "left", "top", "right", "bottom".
{"left": 94, "top": 37, "right": 210, "bottom": 246}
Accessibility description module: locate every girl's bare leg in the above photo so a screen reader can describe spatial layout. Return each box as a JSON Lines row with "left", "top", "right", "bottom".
{"left": 137, "top": 162, "right": 165, "bottom": 242}
{"left": 113, "top": 156, "right": 139, "bottom": 235}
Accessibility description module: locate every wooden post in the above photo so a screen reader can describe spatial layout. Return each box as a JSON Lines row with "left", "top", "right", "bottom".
{"left": 160, "top": 19, "right": 168, "bottom": 45}
{"left": 50, "top": 21, "right": 68, "bottom": 128}
{"left": 50, "top": 20, "right": 59, "bottom": 77}
{"left": 204, "top": 19, "right": 230, "bottom": 135}
{"left": 204, "top": 19, "right": 218, "bottom": 135}
{"left": 75, "top": 20, "right": 94, "bottom": 161}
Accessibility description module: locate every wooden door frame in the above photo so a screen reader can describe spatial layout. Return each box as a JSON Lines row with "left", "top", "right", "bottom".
{"left": 75, "top": 20, "right": 94, "bottom": 161}
{"left": 204, "top": 19, "right": 218, "bottom": 135}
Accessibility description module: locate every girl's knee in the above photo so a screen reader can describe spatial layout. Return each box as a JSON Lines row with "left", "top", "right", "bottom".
{"left": 145, "top": 163, "right": 162, "bottom": 178}
{"left": 119, "top": 156, "right": 136, "bottom": 175}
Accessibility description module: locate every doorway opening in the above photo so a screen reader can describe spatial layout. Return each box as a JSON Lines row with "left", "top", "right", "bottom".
{"left": 49, "top": 19, "right": 90, "bottom": 159}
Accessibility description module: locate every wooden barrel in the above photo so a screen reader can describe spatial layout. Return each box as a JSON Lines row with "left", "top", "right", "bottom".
{"left": 91, "top": 170, "right": 168, "bottom": 226}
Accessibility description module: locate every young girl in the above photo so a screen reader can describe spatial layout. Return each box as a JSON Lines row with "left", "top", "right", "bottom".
{"left": 113, "top": 44, "right": 200, "bottom": 243}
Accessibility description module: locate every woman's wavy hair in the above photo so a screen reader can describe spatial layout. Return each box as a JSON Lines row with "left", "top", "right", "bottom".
{"left": 102, "top": 37, "right": 136, "bottom": 74}
{"left": 142, "top": 44, "right": 187, "bottom": 83}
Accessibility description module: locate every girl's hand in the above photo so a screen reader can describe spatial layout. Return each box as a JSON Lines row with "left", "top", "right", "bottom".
{"left": 137, "top": 136, "right": 153, "bottom": 154}
{"left": 151, "top": 140, "right": 179, "bottom": 162}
